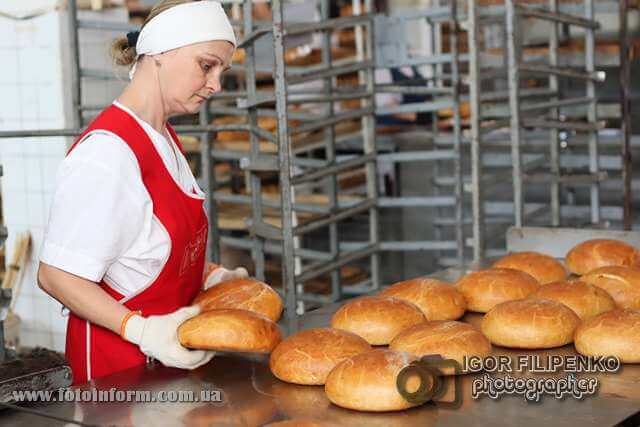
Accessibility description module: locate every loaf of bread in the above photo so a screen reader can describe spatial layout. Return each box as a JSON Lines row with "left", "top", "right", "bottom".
{"left": 389, "top": 321, "right": 492, "bottom": 373}
{"left": 378, "top": 278, "right": 466, "bottom": 320}
{"left": 330, "top": 296, "right": 426, "bottom": 345}
{"left": 574, "top": 309, "right": 640, "bottom": 363}
{"left": 269, "top": 377, "right": 438, "bottom": 427}
{"left": 493, "top": 252, "right": 567, "bottom": 284}
{"left": 264, "top": 421, "right": 333, "bottom": 427}
{"left": 481, "top": 299, "right": 580, "bottom": 349}
{"left": 192, "top": 278, "right": 283, "bottom": 322}
{"left": 324, "top": 349, "right": 419, "bottom": 412}
{"left": 455, "top": 268, "right": 540, "bottom": 313}
{"left": 580, "top": 266, "right": 640, "bottom": 310}
{"left": 269, "top": 328, "right": 371, "bottom": 385}
{"left": 530, "top": 280, "right": 616, "bottom": 320}
{"left": 178, "top": 309, "right": 281, "bottom": 353}
{"left": 566, "top": 239, "right": 640, "bottom": 275}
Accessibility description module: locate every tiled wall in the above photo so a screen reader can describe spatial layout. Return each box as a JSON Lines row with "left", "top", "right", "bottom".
{"left": 2, "top": 140, "right": 68, "bottom": 352}
{"left": 0, "top": 9, "right": 70, "bottom": 352}
{"left": 0, "top": 6, "right": 128, "bottom": 352}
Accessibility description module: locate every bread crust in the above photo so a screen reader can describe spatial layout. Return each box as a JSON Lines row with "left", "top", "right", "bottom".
{"left": 379, "top": 278, "right": 466, "bottom": 320}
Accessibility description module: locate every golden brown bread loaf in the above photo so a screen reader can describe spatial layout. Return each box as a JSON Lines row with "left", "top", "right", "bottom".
{"left": 264, "top": 420, "right": 335, "bottom": 427}
{"left": 481, "top": 299, "right": 580, "bottom": 349}
{"left": 192, "top": 278, "right": 284, "bottom": 322}
{"left": 565, "top": 239, "right": 640, "bottom": 275}
{"left": 330, "top": 296, "right": 426, "bottom": 345}
{"left": 389, "top": 321, "right": 492, "bottom": 373}
{"left": 269, "top": 328, "right": 371, "bottom": 385}
{"left": 324, "top": 349, "right": 419, "bottom": 412}
{"left": 574, "top": 309, "right": 640, "bottom": 363}
{"left": 269, "top": 379, "right": 438, "bottom": 427}
{"left": 178, "top": 309, "right": 281, "bottom": 353}
{"left": 580, "top": 266, "right": 640, "bottom": 310}
{"left": 378, "top": 278, "right": 466, "bottom": 320}
{"left": 455, "top": 268, "right": 540, "bottom": 313}
{"left": 530, "top": 280, "right": 616, "bottom": 320}
{"left": 492, "top": 251, "right": 567, "bottom": 284}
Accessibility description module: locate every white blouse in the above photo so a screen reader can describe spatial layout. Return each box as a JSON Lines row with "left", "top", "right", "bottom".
{"left": 41, "top": 101, "right": 205, "bottom": 298}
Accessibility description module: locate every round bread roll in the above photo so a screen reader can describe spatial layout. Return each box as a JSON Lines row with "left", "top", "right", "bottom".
{"left": 481, "top": 299, "right": 580, "bottom": 349}
{"left": 566, "top": 239, "right": 640, "bottom": 275}
{"left": 378, "top": 278, "right": 466, "bottom": 320}
{"left": 192, "top": 278, "right": 283, "bottom": 322}
{"left": 389, "top": 321, "right": 492, "bottom": 373}
{"left": 269, "top": 328, "right": 371, "bottom": 385}
{"left": 492, "top": 252, "right": 567, "bottom": 284}
{"left": 330, "top": 296, "right": 426, "bottom": 345}
{"left": 530, "top": 280, "right": 616, "bottom": 320}
{"left": 178, "top": 309, "right": 281, "bottom": 353}
{"left": 580, "top": 266, "right": 640, "bottom": 310}
{"left": 324, "top": 349, "right": 419, "bottom": 412}
{"left": 269, "top": 380, "right": 438, "bottom": 427}
{"left": 574, "top": 309, "right": 640, "bottom": 363}
{"left": 264, "top": 420, "right": 334, "bottom": 427}
{"left": 455, "top": 268, "right": 540, "bottom": 313}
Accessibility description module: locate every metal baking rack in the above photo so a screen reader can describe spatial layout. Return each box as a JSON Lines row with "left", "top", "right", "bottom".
{"left": 372, "top": 0, "right": 465, "bottom": 272}
{"left": 463, "top": 0, "right": 632, "bottom": 264}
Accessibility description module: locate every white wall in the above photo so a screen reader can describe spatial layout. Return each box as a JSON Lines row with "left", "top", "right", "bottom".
{"left": 0, "top": 9, "right": 70, "bottom": 352}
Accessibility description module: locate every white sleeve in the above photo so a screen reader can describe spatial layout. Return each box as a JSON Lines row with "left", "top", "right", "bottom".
{"left": 40, "top": 132, "right": 147, "bottom": 282}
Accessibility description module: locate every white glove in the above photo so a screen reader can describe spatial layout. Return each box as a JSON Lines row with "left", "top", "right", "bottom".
{"left": 203, "top": 266, "right": 249, "bottom": 290}
{"left": 123, "top": 306, "right": 215, "bottom": 370}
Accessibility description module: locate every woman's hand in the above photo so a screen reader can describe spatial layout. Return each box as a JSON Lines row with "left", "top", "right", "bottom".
{"left": 202, "top": 263, "right": 249, "bottom": 290}
{"left": 123, "top": 305, "right": 214, "bottom": 370}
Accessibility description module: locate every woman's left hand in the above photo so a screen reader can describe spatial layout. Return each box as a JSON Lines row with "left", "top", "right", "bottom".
{"left": 203, "top": 264, "right": 249, "bottom": 290}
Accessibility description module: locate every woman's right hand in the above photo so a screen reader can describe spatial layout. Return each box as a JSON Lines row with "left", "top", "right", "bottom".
{"left": 123, "top": 305, "right": 214, "bottom": 370}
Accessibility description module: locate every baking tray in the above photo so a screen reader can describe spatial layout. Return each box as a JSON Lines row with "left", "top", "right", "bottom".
{"left": 1, "top": 226, "right": 638, "bottom": 426}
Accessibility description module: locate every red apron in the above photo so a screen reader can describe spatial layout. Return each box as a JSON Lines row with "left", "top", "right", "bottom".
{"left": 65, "top": 105, "right": 207, "bottom": 385}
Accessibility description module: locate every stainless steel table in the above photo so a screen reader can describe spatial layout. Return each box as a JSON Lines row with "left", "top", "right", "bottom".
{"left": 1, "top": 266, "right": 639, "bottom": 426}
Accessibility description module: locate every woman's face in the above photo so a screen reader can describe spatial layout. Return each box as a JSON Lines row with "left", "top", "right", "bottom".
{"left": 155, "top": 40, "right": 234, "bottom": 115}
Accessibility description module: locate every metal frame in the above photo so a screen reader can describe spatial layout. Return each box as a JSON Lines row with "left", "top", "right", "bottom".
{"left": 373, "top": 0, "right": 465, "bottom": 271}
{"left": 506, "top": 0, "right": 602, "bottom": 225}
{"left": 466, "top": 0, "right": 608, "bottom": 263}
{"left": 204, "top": 0, "right": 382, "bottom": 332}
{"left": 620, "top": 0, "right": 633, "bottom": 230}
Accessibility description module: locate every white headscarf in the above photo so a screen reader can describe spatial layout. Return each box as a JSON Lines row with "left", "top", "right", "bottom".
{"left": 129, "top": 1, "right": 236, "bottom": 79}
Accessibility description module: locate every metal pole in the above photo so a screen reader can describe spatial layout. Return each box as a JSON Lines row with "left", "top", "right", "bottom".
{"left": 468, "top": 0, "right": 485, "bottom": 263}
{"left": 430, "top": 7, "right": 444, "bottom": 266}
{"left": 200, "top": 102, "right": 220, "bottom": 263}
{"left": 506, "top": 0, "right": 524, "bottom": 228}
{"left": 243, "top": 0, "right": 267, "bottom": 280}
{"left": 549, "top": 0, "right": 561, "bottom": 226}
{"left": 319, "top": 0, "right": 342, "bottom": 303}
{"left": 450, "top": 0, "right": 464, "bottom": 266}
{"left": 620, "top": 0, "right": 633, "bottom": 230}
{"left": 68, "top": 0, "right": 82, "bottom": 130}
{"left": 585, "top": 0, "right": 601, "bottom": 224}
{"left": 363, "top": 3, "right": 381, "bottom": 291}
{"left": 272, "top": 0, "right": 299, "bottom": 334}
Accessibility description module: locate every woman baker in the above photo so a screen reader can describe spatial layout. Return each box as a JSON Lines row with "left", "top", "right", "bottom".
{"left": 37, "top": 0, "right": 247, "bottom": 384}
